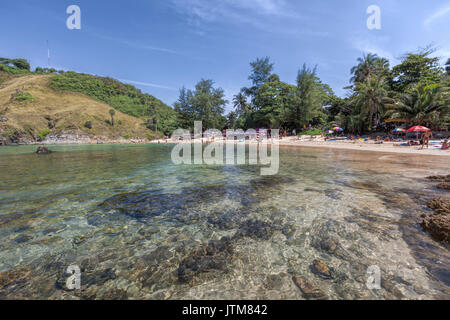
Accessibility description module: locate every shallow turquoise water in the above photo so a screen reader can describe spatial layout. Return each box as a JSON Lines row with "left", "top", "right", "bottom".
{"left": 0, "top": 144, "right": 448, "bottom": 299}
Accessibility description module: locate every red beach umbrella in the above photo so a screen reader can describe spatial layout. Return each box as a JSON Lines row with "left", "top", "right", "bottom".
{"left": 407, "top": 126, "right": 430, "bottom": 132}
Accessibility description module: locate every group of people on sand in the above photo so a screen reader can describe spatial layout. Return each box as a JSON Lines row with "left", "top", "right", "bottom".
{"left": 416, "top": 131, "right": 448, "bottom": 150}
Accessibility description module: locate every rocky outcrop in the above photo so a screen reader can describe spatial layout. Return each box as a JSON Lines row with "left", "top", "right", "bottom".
{"left": 420, "top": 198, "right": 450, "bottom": 243}
{"left": 36, "top": 146, "right": 52, "bottom": 154}
{"left": 42, "top": 130, "right": 92, "bottom": 145}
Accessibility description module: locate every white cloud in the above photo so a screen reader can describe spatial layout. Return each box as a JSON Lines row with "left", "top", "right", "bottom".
{"left": 118, "top": 79, "right": 177, "bottom": 91}
{"left": 351, "top": 37, "right": 397, "bottom": 65}
{"left": 424, "top": 4, "right": 450, "bottom": 29}
{"left": 170, "top": 0, "right": 307, "bottom": 33}
{"left": 95, "top": 34, "right": 180, "bottom": 55}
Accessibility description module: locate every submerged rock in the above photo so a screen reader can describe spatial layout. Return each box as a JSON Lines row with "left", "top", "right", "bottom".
{"left": 310, "top": 259, "right": 333, "bottom": 279}
{"left": 234, "top": 220, "right": 276, "bottom": 240}
{"left": 36, "top": 146, "right": 52, "bottom": 154}
{"left": 420, "top": 198, "right": 450, "bottom": 243}
{"left": 437, "top": 182, "right": 450, "bottom": 191}
{"left": 426, "top": 175, "right": 450, "bottom": 182}
{"left": 292, "top": 275, "right": 326, "bottom": 299}
{"left": 177, "top": 237, "right": 234, "bottom": 285}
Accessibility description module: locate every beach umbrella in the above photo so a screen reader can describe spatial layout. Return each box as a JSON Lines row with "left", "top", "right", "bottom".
{"left": 393, "top": 128, "right": 406, "bottom": 133}
{"left": 325, "top": 130, "right": 334, "bottom": 134}
{"left": 333, "top": 127, "right": 343, "bottom": 132}
{"left": 407, "top": 126, "right": 430, "bottom": 132}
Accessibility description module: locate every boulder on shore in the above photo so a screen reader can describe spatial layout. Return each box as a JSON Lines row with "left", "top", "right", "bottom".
{"left": 420, "top": 198, "right": 450, "bottom": 243}
{"left": 36, "top": 146, "right": 52, "bottom": 154}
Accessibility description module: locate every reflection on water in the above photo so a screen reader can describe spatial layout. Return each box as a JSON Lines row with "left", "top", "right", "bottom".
{"left": 0, "top": 144, "right": 448, "bottom": 299}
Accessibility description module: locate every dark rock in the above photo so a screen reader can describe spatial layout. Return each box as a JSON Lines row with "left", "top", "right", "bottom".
{"left": 319, "top": 238, "right": 338, "bottom": 254}
{"left": 437, "top": 182, "right": 450, "bottom": 191}
{"left": 310, "top": 259, "right": 333, "bottom": 279}
{"left": 177, "top": 237, "right": 233, "bottom": 285}
{"left": 420, "top": 198, "right": 450, "bottom": 243}
{"left": 14, "top": 234, "right": 32, "bottom": 243}
{"left": 324, "top": 189, "right": 342, "bottom": 200}
{"left": 0, "top": 268, "right": 32, "bottom": 299}
{"left": 426, "top": 175, "right": 450, "bottom": 182}
{"left": 234, "top": 220, "right": 276, "bottom": 240}
{"left": 83, "top": 268, "right": 117, "bottom": 287}
{"left": 99, "top": 288, "right": 128, "bottom": 300}
{"left": 292, "top": 275, "right": 326, "bottom": 299}
{"left": 36, "top": 146, "right": 52, "bottom": 154}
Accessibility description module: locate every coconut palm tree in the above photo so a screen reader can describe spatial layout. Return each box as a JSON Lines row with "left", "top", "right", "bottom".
{"left": 350, "top": 53, "right": 389, "bottom": 84}
{"left": 385, "top": 84, "right": 449, "bottom": 128}
{"left": 351, "top": 74, "right": 389, "bottom": 131}
{"left": 233, "top": 92, "right": 250, "bottom": 116}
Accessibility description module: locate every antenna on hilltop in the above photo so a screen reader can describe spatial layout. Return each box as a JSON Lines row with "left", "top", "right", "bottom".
{"left": 47, "top": 40, "right": 50, "bottom": 68}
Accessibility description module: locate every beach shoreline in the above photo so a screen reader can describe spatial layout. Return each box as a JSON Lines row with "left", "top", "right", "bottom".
{"left": 2, "top": 136, "right": 449, "bottom": 157}
{"left": 149, "top": 137, "right": 450, "bottom": 157}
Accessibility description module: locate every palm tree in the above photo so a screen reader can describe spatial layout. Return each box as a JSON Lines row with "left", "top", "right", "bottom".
{"left": 385, "top": 84, "right": 449, "bottom": 128}
{"left": 352, "top": 74, "right": 389, "bottom": 131}
{"left": 109, "top": 109, "right": 115, "bottom": 126}
{"left": 232, "top": 92, "right": 250, "bottom": 116}
{"left": 350, "top": 53, "right": 389, "bottom": 84}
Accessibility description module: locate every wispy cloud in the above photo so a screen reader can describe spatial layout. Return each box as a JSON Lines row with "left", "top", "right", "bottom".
{"left": 424, "top": 4, "right": 450, "bottom": 29}
{"left": 351, "top": 36, "right": 397, "bottom": 65}
{"left": 170, "top": 0, "right": 323, "bottom": 36}
{"left": 118, "top": 79, "right": 177, "bottom": 91}
{"left": 94, "top": 34, "right": 180, "bottom": 55}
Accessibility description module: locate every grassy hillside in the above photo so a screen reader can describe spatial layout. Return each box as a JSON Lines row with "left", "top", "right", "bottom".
{"left": 48, "top": 72, "right": 178, "bottom": 134}
{"left": 0, "top": 74, "right": 163, "bottom": 141}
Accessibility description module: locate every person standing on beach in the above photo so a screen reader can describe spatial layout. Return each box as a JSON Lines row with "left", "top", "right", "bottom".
{"left": 420, "top": 131, "right": 433, "bottom": 149}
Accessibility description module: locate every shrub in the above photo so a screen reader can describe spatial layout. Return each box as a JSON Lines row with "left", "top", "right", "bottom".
{"left": 14, "top": 91, "right": 34, "bottom": 102}
{"left": 297, "top": 129, "right": 324, "bottom": 136}
{"left": 84, "top": 121, "right": 92, "bottom": 129}
{"left": 123, "top": 134, "right": 130, "bottom": 139}
{"left": 37, "top": 129, "right": 51, "bottom": 141}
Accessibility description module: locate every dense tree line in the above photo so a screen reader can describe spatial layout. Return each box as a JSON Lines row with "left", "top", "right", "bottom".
{"left": 174, "top": 48, "right": 448, "bottom": 134}
{"left": 2, "top": 50, "right": 449, "bottom": 136}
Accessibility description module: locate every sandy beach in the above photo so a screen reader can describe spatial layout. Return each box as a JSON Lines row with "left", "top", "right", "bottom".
{"left": 152, "top": 137, "right": 450, "bottom": 157}
{"left": 277, "top": 138, "right": 450, "bottom": 157}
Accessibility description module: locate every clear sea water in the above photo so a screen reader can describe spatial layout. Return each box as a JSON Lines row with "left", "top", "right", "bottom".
{"left": 0, "top": 144, "right": 448, "bottom": 299}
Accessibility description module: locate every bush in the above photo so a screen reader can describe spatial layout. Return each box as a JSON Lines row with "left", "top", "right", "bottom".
{"left": 297, "top": 129, "right": 323, "bottom": 136}
{"left": 84, "top": 121, "right": 92, "bottom": 129}
{"left": 123, "top": 134, "right": 130, "bottom": 139}
{"left": 37, "top": 129, "right": 51, "bottom": 141}
{"left": 14, "top": 91, "right": 34, "bottom": 102}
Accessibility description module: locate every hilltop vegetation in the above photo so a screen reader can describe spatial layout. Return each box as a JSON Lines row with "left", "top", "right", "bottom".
{"left": 49, "top": 72, "right": 178, "bottom": 134}
{"left": 0, "top": 74, "right": 163, "bottom": 143}
{"left": 0, "top": 48, "right": 448, "bottom": 144}
{"left": 0, "top": 57, "right": 180, "bottom": 143}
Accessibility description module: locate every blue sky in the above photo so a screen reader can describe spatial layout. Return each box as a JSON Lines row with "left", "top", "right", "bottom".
{"left": 0, "top": 0, "right": 449, "bottom": 113}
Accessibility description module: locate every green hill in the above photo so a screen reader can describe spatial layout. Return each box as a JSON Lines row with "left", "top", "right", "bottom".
{"left": 0, "top": 58, "right": 178, "bottom": 144}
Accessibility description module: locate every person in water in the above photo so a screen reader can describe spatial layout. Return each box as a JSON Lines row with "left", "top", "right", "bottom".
{"left": 420, "top": 131, "right": 433, "bottom": 149}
